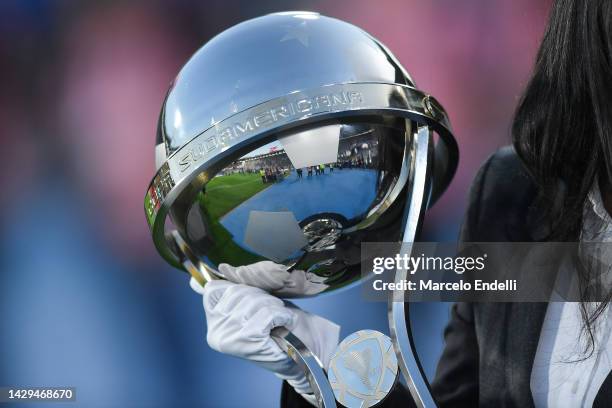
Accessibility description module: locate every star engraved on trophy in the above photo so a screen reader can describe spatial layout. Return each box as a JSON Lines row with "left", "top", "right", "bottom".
{"left": 229, "top": 79, "right": 241, "bottom": 114}
{"left": 342, "top": 348, "right": 376, "bottom": 389}
{"left": 280, "top": 21, "right": 309, "bottom": 47}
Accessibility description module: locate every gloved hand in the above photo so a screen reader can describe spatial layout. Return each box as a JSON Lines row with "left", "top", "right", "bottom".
{"left": 190, "top": 277, "right": 340, "bottom": 400}
{"left": 218, "top": 261, "right": 328, "bottom": 296}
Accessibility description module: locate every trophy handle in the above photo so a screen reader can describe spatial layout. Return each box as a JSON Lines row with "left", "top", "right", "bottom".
{"left": 387, "top": 125, "right": 438, "bottom": 407}
{"left": 271, "top": 327, "right": 337, "bottom": 408}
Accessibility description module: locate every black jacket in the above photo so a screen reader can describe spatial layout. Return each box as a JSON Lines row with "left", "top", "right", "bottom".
{"left": 281, "top": 147, "right": 612, "bottom": 407}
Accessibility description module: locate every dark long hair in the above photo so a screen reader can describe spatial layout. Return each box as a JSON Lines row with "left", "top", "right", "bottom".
{"left": 512, "top": 0, "right": 612, "bottom": 357}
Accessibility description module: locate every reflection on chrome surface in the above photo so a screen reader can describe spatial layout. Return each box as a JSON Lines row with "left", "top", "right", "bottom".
{"left": 182, "top": 119, "right": 415, "bottom": 295}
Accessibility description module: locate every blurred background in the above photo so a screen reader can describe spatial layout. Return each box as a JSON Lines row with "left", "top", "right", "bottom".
{"left": 0, "top": 0, "right": 549, "bottom": 407}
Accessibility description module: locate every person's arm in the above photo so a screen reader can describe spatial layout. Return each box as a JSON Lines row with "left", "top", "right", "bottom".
{"left": 427, "top": 154, "right": 497, "bottom": 406}
{"left": 430, "top": 302, "right": 478, "bottom": 407}
{"left": 430, "top": 152, "right": 506, "bottom": 406}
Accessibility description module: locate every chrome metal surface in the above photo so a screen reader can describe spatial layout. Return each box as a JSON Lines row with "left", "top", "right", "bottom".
{"left": 158, "top": 12, "right": 413, "bottom": 155}
{"left": 388, "top": 126, "right": 437, "bottom": 408}
{"left": 303, "top": 218, "right": 343, "bottom": 251}
{"left": 272, "top": 327, "right": 337, "bottom": 408}
{"left": 172, "top": 230, "right": 218, "bottom": 286}
{"left": 328, "top": 330, "right": 399, "bottom": 407}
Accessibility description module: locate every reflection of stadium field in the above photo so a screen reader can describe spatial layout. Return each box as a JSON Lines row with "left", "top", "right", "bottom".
{"left": 198, "top": 173, "right": 270, "bottom": 266}
{"left": 201, "top": 173, "right": 270, "bottom": 219}
{"left": 221, "top": 169, "right": 377, "bottom": 250}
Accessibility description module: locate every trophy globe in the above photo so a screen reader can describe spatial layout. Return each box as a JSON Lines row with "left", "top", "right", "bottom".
{"left": 146, "top": 11, "right": 457, "bottom": 294}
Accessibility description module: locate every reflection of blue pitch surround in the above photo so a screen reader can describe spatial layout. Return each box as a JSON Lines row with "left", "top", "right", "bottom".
{"left": 221, "top": 169, "right": 378, "bottom": 251}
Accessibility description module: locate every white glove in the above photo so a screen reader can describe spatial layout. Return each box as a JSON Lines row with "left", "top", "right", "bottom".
{"left": 218, "top": 261, "right": 328, "bottom": 296}
{"left": 190, "top": 278, "right": 340, "bottom": 398}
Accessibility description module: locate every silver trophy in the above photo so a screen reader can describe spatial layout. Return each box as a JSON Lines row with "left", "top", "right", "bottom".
{"left": 145, "top": 11, "right": 457, "bottom": 408}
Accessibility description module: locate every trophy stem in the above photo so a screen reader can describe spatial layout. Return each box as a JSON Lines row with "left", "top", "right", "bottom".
{"left": 387, "top": 126, "right": 437, "bottom": 407}
{"left": 271, "top": 327, "right": 337, "bottom": 408}
{"left": 172, "top": 230, "right": 219, "bottom": 286}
